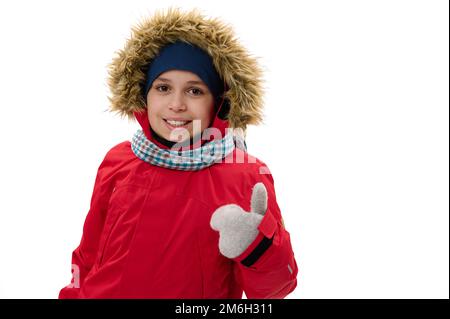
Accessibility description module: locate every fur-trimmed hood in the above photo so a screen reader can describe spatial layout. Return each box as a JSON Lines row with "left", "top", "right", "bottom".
{"left": 107, "top": 8, "right": 264, "bottom": 130}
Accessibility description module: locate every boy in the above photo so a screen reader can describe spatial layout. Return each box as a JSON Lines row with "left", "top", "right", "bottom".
{"left": 59, "top": 8, "right": 298, "bottom": 299}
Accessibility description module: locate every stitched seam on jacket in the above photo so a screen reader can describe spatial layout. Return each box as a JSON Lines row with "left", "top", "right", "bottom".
{"left": 116, "top": 174, "right": 157, "bottom": 296}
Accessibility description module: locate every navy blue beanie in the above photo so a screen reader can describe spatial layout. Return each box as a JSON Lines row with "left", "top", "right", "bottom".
{"left": 143, "top": 41, "right": 224, "bottom": 101}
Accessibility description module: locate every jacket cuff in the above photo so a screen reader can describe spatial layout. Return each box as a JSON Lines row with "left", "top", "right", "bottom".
{"left": 233, "top": 211, "right": 278, "bottom": 267}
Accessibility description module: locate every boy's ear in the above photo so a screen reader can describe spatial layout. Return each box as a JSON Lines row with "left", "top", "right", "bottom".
{"left": 217, "top": 98, "right": 230, "bottom": 120}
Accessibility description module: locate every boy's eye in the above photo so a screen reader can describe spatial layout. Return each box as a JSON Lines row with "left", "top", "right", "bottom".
{"left": 188, "top": 88, "right": 204, "bottom": 96}
{"left": 155, "top": 85, "right": 169, "bottom": 92}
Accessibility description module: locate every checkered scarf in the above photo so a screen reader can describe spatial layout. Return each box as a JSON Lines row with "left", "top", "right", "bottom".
{"left": 131, "top": 129, "right": 246, "bottom": 171}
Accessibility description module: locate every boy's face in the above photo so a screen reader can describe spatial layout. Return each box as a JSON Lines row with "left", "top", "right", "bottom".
{"left": 146, "top": 70, "right": 215, "bottom": 143}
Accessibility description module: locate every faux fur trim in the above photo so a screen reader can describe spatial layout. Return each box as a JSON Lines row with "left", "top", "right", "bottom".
{"left": 107, "top": 7, "right": 264, "bottom": 130}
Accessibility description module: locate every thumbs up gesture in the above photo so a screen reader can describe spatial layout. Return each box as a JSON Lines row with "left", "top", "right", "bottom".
{"left": 210, "top": 183, "right": 268, "bottom": 259}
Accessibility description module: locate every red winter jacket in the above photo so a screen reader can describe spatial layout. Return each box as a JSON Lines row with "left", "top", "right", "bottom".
{"left": 59, "top": 140, "right": 298, "bottom": 298}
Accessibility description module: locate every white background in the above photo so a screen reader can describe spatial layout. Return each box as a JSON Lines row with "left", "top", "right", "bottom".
{"left": 0, "top": 0, "right": 448, "bottom": 299}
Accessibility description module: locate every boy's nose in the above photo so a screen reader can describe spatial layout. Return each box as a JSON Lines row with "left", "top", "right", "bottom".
{"left": 168, "top": 93, "right": 187, "bottom": 112}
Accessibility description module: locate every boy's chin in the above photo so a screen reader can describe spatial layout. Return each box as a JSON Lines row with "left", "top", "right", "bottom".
{"left": 166, "top": 132, "right": 191, "bottom": 143}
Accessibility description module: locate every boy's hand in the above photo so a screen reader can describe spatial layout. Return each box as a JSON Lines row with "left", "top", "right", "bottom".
{"left": 210, "top": 183, "right": 267, "bottom": 259}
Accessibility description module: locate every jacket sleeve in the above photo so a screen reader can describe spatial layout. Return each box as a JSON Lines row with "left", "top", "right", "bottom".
{"left": 58, "top": 152, "right": 116, "bottom": 299}
{"left": 232, "top": 166, "right": 298, "bottom": 299}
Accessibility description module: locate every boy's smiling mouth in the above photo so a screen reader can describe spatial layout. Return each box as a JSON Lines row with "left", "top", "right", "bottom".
{"left": 163, "top": 118, "right": 193, "bottom": 129}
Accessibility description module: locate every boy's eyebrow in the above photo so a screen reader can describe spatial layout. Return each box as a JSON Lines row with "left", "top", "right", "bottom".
{"left": 187, "top": 80, "right": 206, "bottom": 85}
{"left": 154, "top": 77, "right": 206, "bottom": 86}
{"left": 154, "top": 77, "right": 171, "bottom": 82}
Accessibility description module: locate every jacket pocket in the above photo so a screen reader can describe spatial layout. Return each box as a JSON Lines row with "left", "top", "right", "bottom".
{"left": 97, "top": 208, "right": 123, "bottom": 268}
{"left": 96, "top": 187, "right": 126, "bottom": 268}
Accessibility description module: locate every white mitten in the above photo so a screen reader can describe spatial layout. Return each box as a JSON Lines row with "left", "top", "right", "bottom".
{"left": 210, "top": 182, "right": 268, "bottom": 259}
